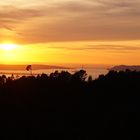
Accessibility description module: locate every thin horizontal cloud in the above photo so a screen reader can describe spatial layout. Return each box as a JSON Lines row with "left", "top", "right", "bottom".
{"left": 87, "top": 45, "right": 140, "bottom": 51}
{"left": 46, "top": 44, "right": 140, "bottom": 52}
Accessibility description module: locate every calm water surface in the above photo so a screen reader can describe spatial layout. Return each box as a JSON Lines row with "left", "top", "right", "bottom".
{"left": 0, "top": 68, "right": 108, "bottom": 79}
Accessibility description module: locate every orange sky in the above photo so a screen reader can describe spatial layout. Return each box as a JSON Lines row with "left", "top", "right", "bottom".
{"left": 0, "top": 0, "right": 140, "bottom": 66}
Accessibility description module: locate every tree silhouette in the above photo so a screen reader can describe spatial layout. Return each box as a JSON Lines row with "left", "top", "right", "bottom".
{"left": 0, "top": 69, "right": 139, "bottom": 139}
{"left": 26, "top": 65, "right": 32, "bottom": 75}
{"left": 71, "top": 69, "right": 87, "bottom": 81}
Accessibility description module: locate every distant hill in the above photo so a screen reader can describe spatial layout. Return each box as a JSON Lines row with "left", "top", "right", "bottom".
{"left": 109, "top": 65, "right": 140, "bottom": 71}
{"left": 0, "top": 64, "right": 70, "bottom": 70}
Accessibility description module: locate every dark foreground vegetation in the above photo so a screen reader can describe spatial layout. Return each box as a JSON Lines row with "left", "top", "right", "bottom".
{"left": 0, "top": 69, "right": 140, "bottom": 139}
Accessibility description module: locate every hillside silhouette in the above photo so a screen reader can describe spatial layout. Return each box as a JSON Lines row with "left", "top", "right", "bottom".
{"left": 0, "top": 69, "right": 139, "bottom": 139}
{"left": 109, "top": 65, "right": 140, "bottom": 71}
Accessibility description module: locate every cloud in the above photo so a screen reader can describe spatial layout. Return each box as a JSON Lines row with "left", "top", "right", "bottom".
{"left": 97, "top": 0, "right": 140, "bottom": 17}
{"left": 45, "top": 43, "right": 140, "bottom": 53}
{"left": 86, "top": 44, "right": 140, "bottom": 51}
{"left": 0, "top": 0, "right": 140, "bottom": 43}
{"left": 0, "top": 5, "right": 44, "bottom": 30}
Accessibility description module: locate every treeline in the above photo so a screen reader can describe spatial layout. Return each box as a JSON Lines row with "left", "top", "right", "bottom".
{"left": 0, "top": 69, "right": 140, "bottom": 139}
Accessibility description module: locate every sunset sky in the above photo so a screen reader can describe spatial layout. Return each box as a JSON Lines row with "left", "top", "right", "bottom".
{"left": 0, "top": 0, "right": 140, "bottom": 66}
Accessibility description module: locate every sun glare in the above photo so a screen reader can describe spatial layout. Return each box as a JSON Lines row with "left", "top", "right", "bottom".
{"left": 0, "top": 44, "right": 17, "bottom": 51}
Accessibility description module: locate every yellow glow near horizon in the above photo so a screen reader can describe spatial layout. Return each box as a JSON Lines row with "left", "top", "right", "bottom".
{"left": 0, "top": 41, "right": 140, "bottom": 66}
{"left": 0, "top": 44, "right": 17, "bottom": 51}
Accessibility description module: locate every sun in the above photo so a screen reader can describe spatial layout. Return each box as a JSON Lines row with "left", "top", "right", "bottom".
{"left": 0, "top": 44, "right": 17, "bottom": 51}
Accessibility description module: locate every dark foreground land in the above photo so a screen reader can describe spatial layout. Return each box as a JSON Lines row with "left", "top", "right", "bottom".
{"left": 0, "top": 70, "right": 140, "bottom": 139}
